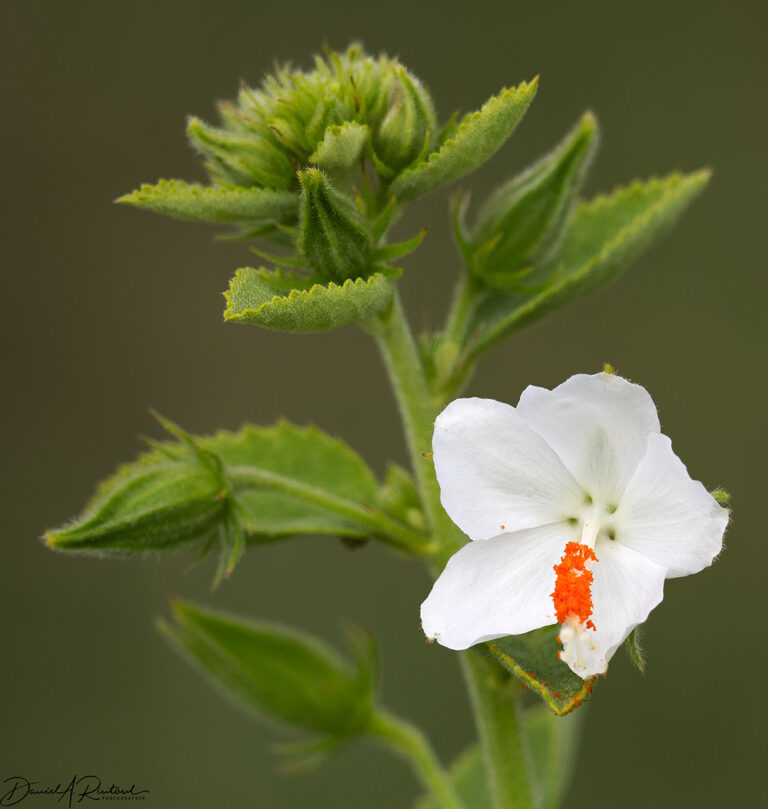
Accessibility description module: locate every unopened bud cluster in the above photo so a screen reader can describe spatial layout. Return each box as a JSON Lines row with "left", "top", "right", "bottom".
{"left": 191, "top": 44, "right": 436, "bottom": 193}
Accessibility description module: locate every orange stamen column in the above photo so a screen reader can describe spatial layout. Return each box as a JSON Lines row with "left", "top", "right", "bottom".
{"left": 552, "top": 541, "right": 598, "bottom": 629}
{"left": 552, "top": 541, "right": 601, "bottom": 673}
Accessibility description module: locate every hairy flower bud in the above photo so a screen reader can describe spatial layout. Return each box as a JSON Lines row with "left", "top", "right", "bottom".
{"left": 297, "top": 169, "right": 374, "bottom": 281}
{"left": 465, "top": 113, "right": 598, "bottom": 288}
{"left": 371, "top": 67, "right": 437, "bottom": 176}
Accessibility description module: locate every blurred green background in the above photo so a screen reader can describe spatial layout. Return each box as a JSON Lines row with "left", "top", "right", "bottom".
{"left": 2, "top": 1, "right": 764, "bottom": 806}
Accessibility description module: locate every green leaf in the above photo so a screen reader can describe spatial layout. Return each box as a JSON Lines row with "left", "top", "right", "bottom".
{"left": 414, "top": 747, "right": 490, "bottom": 809}
{"left": 309, "top": 122, "right": 369, "bottom": 171}
{"left": 45, "top": 434, "right": 227, "bottom": 555}
{"left": 463, "top": 170, "right": 711, "bottom": 358}
{"left": 116, "top": 179, "right": 297, "bottom": 225}
{"left": 523, "top": 704, "right": 584, "bottom": 809}
{"left": 224, "top": 267, "right": 394, "bottom": 332}
{"left": 204, "top": 421, "right": 378, "bottom": 539}
{"left": 624, "top": 626, "right": 647, "bottom": 674}
{"left": 484, "top": 626, "right": 597, "bottom": 715}
{"left": 47, "top": 417, "right": 430, "bottom": 572}
{"left": 210, "top": 421, "right": 429, "bottom": 554}
{"left": 390, "top": 79, "right": 538, "bottom": 203}
{"left": 467, "top": 112, "right": 598, "bottom": 287}
{"left": 159, "top": 600, "right": 377, "bottom": 741}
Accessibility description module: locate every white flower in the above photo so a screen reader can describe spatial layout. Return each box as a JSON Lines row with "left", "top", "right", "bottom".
{"left": 420, "top": 372, "right": 728, "bottom": 678}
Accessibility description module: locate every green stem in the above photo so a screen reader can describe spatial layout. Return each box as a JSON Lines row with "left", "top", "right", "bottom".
{"left": 367, "top": 291, "right": 464, "bottom": 562}
{"left": 227, "top": 465, "right": 432, "bottom": 555}
{"left": 368, "top": 711, "right": 465, "bottom": 809}
{"left": 368, "top": 289, "right": 535, "bottom": 809}
{"left": 461, "top": 654, "right": 534, "bottom": 809}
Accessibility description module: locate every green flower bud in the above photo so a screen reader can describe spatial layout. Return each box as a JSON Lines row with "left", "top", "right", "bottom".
{"left": 466, "top": 112, "right": 598, "bottom": 288}
{"left": 371, "top": 67, "right": 437, "bottom": 176}
{"left": 160, "top": 601, "right": 378, "bottom": 742}
{"left": 297, "top": 168, "right": 374, "bottom": 281}
{"left": 45, "top": 442, "right": 228, "bottom": 555}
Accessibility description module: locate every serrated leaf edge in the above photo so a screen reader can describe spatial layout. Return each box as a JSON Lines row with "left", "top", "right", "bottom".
{"left": 223, "top": 269, "right": 392, "bottom": 322}
{"left": 391, "top": 79, "right": 538, "bottom": 199}
{"left": 117, "top": 178, "right": 296, "bottom": 209}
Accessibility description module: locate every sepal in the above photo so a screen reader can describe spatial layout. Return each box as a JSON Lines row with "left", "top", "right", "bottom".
{"left": 308, "top": 121, "right": 369, "bottom": 172}
{"left": 390, "top": 79, "right": 538, "bottom": 203}
{"left": 187, "top": 116, "right": 294, "bottom": 189}
{"left": 624, "top": 626, "right": 647, "bottom": 674}
{"left": 159, "top": 601, "right": 378, "bottom": 744}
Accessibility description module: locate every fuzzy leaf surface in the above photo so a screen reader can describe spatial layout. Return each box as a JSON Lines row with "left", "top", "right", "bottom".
{"left": 484, "top": 626, "right": 596, "bottom": 715}
{"left": 224, "top": 267, "right": 393, "bottom": 332}
{"left": 117, "top": 179, "right": 297, "bottom": 224}
{"left": 390, "top": 80, "right": 538, "bottom": 202}
{"left": 464, "top": 170, "right": 710, "bottom": 358}
{"left": 160, "top": 601, "right": 376, "bottom": 738}
{"left": 203, "top": 421, "right": 381, "bottom": 540}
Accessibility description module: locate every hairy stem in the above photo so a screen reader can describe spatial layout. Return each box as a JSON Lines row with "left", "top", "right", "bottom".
{"left": 368, "top": 711, "right": 466, "bottom": 809}
{"left": 368, "top": 290, "right": 535, "bottom": 809}
{"left": 367, "top": 291, "right": 464, "bottom": 563}
{"left": 461, "top": 654, "right": 534, "bottom": 809}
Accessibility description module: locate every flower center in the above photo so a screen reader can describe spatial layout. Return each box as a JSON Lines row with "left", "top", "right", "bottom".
{"left": 551, "top": 541, "right": 598, "bottom": 629}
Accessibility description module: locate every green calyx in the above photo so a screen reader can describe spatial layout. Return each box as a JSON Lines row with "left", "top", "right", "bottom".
{"left": 459, "top": 112, "right": 598, "bottom": 289}
{"left": 160, "top": 601, "right": 379, "bottom": 752}
{"left": 297, "top": 168, "right": 375, "bottom": 281}
{"left": 371, "top": 66, "right": 437, "bottom": 176}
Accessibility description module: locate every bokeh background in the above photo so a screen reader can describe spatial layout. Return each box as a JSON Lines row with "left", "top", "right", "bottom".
{"left": 2, "top": 1, "right": 765, "bottom": 806}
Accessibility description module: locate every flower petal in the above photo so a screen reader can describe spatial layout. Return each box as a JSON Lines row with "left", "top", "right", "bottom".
{"left": 614, "top": 434, "right": 728, "bottom": 577}
{"left": 420, "top": 523, "right": 571, "bottom": 650}
{"left": 433, "top": 398, "right": 584, "bottom": 540}
{"left": 516, "top": 373, "right": 660, "bottom": 505}
{"left": 560, "top": 541, "right": 666, "bottom": 677}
